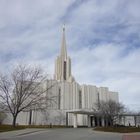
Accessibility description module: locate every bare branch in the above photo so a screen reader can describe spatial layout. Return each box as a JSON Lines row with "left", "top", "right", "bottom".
{"left": 0, "top": 64, "right": 56, "bottom": 127}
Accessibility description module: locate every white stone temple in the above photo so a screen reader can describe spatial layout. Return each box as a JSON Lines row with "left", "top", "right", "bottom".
{"left": 3, "top": 27, "right": 119, "bottom": 127}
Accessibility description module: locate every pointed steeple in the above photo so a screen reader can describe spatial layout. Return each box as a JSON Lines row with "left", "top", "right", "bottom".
{"left": 54, "top": 25, "right": 75, "bottom": 82}
{"left": 60, "top": 25, "right": 67, "bottom": 59}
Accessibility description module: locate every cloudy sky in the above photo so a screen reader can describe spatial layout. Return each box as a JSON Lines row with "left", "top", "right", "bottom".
{"left": 0, "top": 0, "right": 140, "bottom": 111}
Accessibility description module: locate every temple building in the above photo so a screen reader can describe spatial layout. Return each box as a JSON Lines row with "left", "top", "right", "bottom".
{"left": 3, "top": 27, "right": 119, "bottom": 127}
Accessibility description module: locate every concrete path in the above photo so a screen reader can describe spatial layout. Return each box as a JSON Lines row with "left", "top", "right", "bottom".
{"left": 122, "top": 133, "right": 140, "bottom": 140}
{"left": 1, "top": 128, "right": 140, "bottom": 140}
{"left": 0, "top": 128, "right": 123, "bottom": 140}
{"left": 0, "top": 128, "right": 47, "bottom": 139}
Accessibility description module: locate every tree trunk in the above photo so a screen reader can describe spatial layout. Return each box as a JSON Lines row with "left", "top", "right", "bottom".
{"left": 12, "top": 114, "right": 18, "bottom": 127}
{"left": 110, "top": 117, "right": 113, "bottom": 126}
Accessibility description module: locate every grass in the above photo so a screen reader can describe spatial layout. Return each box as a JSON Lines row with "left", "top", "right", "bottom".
{"left": 94, "top": 126, "right": 140, "bottom": 133}
{"left": 0, "top": 125, "right": 26, "bottom": 132}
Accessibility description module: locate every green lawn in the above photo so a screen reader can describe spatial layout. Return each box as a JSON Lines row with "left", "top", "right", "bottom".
{"left": 94, "top": 127, "right": 140, "bottom": 133}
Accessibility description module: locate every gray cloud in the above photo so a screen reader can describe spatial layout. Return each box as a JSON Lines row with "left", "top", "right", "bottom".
{"left": 0, "top": 0, "right": 140, "bottom": 111}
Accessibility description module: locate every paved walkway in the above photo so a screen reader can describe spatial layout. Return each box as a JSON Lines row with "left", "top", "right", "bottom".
{"left": 0, "top": 128, "right": 47, "bottom": 139}
{"left": 122, "top": 133, "right": 140, "bottom": 140}
{"left": 0, "top": 128, "right": 140, "bottom": 140}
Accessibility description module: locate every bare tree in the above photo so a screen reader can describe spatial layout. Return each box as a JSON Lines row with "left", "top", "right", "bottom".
{"left": 0, "top": 65, "right": 56, "bottom": 127}
{"left": 93, "top": 100, "right": 125, "bottom": 126}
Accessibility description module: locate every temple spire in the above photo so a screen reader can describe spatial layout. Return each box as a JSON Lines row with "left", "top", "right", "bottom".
{"left": 60, "top": 25, "right": 67, "bottom": 59}
{"left": 54, "top": 25, "right": 75, "bottom": 82}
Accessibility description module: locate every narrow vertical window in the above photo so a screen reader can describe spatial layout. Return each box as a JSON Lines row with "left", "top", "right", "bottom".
{"left": 79, "top": 90, "right": 82, "bottom": 109}
{"left": 64, "top": 61, "right": 66, "bottom": 80}
{"left": 97, "top": 92, "right": 100, "bottom": 109}
{"left": 58, "top": 88, "right": 61, "bottom": 109}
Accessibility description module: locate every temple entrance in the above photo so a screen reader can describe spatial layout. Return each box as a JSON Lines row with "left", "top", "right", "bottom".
{"left": 90, "top": 116, "right": 94, "bottom": 127}
{"left": 94, "top": 116, "right": 102, "bottom": 127}
{"left": 90, "top": 116, "right": 103, "bottom": 127}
